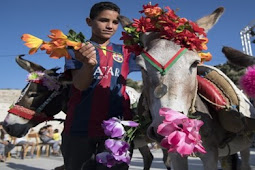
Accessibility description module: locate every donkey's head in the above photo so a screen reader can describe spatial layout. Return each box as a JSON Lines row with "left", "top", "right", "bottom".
{"left": 121, "top": 6, "right": 224, "bottom": 142}
{"left": 3, "top": 55, "right": 71, "bottom": 137}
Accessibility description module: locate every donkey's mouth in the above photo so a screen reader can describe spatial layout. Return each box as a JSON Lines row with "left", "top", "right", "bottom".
{"left": 3, "top": 123, "right": 30, "bottom": 138}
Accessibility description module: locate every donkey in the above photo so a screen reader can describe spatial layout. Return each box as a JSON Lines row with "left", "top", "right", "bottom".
{"left": 2, "top": 55, "right": 171, "bottom": 170}
{"left": 222, "top": 46, "right": 255, "bottom": 169}
{"left": 119, "top": 6, "right": 255, "bottom": 170}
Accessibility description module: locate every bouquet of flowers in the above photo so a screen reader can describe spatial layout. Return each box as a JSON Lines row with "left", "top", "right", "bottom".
{"left": 157, "top": 108, "right": 206, "bottom": 156}
{"left": 96, "top": 117, "right": 139, "bottom": 168}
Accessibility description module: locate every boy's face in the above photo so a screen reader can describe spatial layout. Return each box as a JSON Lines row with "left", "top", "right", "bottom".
{"left": 87, "top": 10, "right": 119, "bottom": 40}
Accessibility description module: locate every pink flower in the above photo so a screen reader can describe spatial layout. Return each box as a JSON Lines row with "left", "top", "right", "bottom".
{"left": 157, "top": 108, "right": 206, "bottom": 156}
{"left": 240, "top": 65, "right": 255, "bottom": 98}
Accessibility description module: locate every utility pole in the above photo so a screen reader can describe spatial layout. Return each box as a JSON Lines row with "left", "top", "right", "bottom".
{"left": 240, "top": 20, "right": 255, "bottom": 56}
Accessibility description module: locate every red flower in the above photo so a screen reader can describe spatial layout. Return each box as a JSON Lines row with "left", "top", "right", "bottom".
{"left": 121, "top": 3, "right": 209, "bottom": 58}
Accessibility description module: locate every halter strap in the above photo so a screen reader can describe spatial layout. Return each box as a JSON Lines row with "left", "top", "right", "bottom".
{"left": 141, "top": 48, "right": 187, "bottom": 75}
{"left": 8, "top": 105, "right": 54, "bottom": 123}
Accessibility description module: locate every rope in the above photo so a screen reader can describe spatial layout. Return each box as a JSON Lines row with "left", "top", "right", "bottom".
{"left": 198, "top": 93, "right": 228, "bottom": 109}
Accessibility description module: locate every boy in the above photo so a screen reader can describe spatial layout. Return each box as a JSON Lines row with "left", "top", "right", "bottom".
{"left": 61, "top": 1, "right": 140, "bottom": 170}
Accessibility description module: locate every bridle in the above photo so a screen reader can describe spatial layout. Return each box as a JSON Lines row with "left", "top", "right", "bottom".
{"left": 7, "top": 77, "right": 64, "bottom": 123}
{"left": 141, "top": 48, "right": 187, "bottom": 76}
{"left": 140, "top": 47, "right": 197, "bottom": 114}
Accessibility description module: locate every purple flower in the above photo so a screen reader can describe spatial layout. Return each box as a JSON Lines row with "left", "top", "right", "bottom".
{"left": 102, "top": 117, "right": 139, "bottom": 138}
{"left": 97, "top": 117, "right": 139, "bottom": 167}
{"left": 105, "top": 139, "right": 131, "bottom": 163}
{"left": 96, "top": 152, "right": 118, "bottom": 168}
{"left": 102, "top": 117, "right": 125, "bottom": 138}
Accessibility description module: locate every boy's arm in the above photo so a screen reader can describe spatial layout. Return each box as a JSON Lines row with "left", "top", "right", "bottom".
{"left": 71, "top": 43, "right": 97, "bottom": 91}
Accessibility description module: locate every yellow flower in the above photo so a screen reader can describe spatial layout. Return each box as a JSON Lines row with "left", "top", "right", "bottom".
{"left": 66, "top": 40, "right": 82, "bottom": 50}
{"left": 199, "top": 52, "right": 212, "bottom": 63}
{"left": 200, "top": 38, "right": 209, "bottom": 51}
{"left": 21, "top": 34, "right": 43, "bottom": 54}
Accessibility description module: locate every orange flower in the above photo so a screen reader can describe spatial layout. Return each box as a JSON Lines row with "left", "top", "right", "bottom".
{"left": 200, "top": 38, "right": 209, "bottom": 51}
{"left": 40, "top": 42, "right": 55, "bottom": 54}
{"left": 49, "top": 48, "right": 71, "bottom": 60}
{"left": 144, "top": 6, "right": 162, "bottom": 17}
{"left": 199, "top": 52, "right": 212, "bottom": 63}
{"left": 66, "top": 40, "right": 82, "bottom": 50}
{"left": 21, "top": 34, "right": 43, "bottom": 54}
{"left": 48, "top": 29, "right": 68, "bottom": 40}
{"left": 22, "top": 29, "right": 83, "bottom": 59}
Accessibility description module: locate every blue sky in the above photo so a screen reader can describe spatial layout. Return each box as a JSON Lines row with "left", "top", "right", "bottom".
{"left": 1, "top": 0, "right": 255, "bottom": 89}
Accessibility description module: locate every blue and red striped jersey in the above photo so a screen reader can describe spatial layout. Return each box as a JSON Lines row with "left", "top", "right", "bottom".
{"left": 64, "top": 42, "right": 140, "bottom": 137}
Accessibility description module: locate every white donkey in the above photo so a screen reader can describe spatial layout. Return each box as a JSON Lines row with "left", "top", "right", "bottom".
{"left": 120, "top": 5, "right": 255, "bottom": 170}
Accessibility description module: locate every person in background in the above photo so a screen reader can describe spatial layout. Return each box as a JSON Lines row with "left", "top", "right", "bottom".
{"left": 61, "top": 1, "right": 140, "bottom": 170}
{"left": 39, "top": 125, "right": 60, "bottom": 156}
{"left": 15, "top": 137, "right": 36, "bottom": 159}
{"left": 53, "top": 129, "right": 61, "bottom": 142}
{"left": 0, "top": 122, "right": 15, "bottom": 162}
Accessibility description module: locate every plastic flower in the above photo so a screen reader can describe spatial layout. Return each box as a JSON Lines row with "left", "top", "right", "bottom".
{"left": 120, "top": 3, "right": 210, "bottom": 60}
{"left": 21, "top": 34, "right": 43, "bottom": 55}
{"left": 27, "top": 71, "right": 60, "bottom": 91}
{"left": 21, "top": 29, "right": 82, "bottom": 60}
{"left": 102, "top": 117, "right": 139, "bottom": 138}
{"left": 157, "top": 108, "right": 206, "bottom": 156}
{"left": 240, "top": 65, "right": 255, "bottom": 98}
{"left": 27, "top": 71, "right": 44, "bottom": 83}
{"left": 105, "top": 139, "right": 131, "bottom": 163}
{"left": 97, "top": 117, "right": 139, "bottom": 167}
{"left": 96, "top": 152, "right": 118, "bottom": 168}
{"left": 141, "top": 3, "right": 162, "bottom": 17}
{"left": 199, "top": 52, "right": 212, "bottom": 63}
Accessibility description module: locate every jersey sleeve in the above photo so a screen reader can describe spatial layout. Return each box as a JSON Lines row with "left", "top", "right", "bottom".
{"left": 64, "top": 49, "right": 83, "bottom": 71}
{"left": 128, "top": 52, "right": 141, "bottom": 73}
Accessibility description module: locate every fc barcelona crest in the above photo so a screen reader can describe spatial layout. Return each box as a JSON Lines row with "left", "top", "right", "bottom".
{"left": 113, "top": 53, "right": 123, "bottom": 63}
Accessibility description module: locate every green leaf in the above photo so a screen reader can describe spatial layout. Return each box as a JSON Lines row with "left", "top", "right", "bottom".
{"left": 67, "top": 29, "right": 86, "bottom": 43}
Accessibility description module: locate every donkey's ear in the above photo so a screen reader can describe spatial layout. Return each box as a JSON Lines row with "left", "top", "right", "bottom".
{"left": 196, "top": 7, "right": 224, "bottom": 33}
{"left": 222, "top": 46, "right": 255, "bottom": 67}
{"left": 118, "top": 15, "right": 133, "bottom": 28}
{"left": 16, "top": 55, "right": 45, "bottom": 73}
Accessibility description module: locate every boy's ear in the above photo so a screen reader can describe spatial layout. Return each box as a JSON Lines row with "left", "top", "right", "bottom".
{"left": 86, "top": 18, "right": 92, "bottom": 26}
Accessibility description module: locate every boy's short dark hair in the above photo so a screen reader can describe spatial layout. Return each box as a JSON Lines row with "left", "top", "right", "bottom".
{"left": 90, "top": 1, "right": 120, "bottom": 20}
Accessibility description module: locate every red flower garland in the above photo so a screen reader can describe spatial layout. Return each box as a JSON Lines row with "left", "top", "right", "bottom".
{"left": 121, "top": 3, "right": 208, "bottom": 56}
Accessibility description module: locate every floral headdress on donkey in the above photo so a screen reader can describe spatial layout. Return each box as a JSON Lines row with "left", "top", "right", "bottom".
{"left": 120, "top": 3, "right": 212, "bottom": 63}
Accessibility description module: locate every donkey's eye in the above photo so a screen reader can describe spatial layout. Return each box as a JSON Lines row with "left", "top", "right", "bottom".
{"left": 28, "top": 92, "right": 38, "bottom": 98}
{"left": 190, "top": 60, "right": 200, "bottom": 68}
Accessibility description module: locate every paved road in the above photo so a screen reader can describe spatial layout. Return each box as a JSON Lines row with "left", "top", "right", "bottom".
{"left": 1, "top": 148, "right": 255, "bottom": 170}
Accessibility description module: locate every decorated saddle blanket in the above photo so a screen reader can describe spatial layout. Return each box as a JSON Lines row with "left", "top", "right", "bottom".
{"left": 197, "top": 64, "right": 255, "bottom": 133}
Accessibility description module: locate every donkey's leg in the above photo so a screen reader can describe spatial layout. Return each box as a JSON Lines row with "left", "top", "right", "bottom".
{"left": 219, "top": 154, "right": 239, "bottom": 170}
{"left": 240, "top": 147, "right": 251, "bottom": 170}
{"left": 162, "top": 148, "right": 171, "bottom": 170}
{"left": 199, "top": 147, "right": 219, "bottom": 170}
{"left": 169, "top": 153, "right": 188, "bottom": 170}
{"left": 138, "top": 145, "right": 153, "bottom": 170}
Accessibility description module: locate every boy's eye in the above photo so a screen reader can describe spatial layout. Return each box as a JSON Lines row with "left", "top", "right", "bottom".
{"left": 113, "top": 20, "right": 119, "bottom": 25}
{"left": 99, "top": 18, "right": 109, "bottom": 22}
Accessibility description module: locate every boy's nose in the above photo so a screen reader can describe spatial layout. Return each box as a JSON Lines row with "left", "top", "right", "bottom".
{"left": 106, "top": 22, "right": 113, "bottom": 29}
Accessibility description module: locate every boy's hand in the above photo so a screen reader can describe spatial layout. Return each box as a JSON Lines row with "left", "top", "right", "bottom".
{"left": 75, "top": 42, "right": 97, "bottom": 66}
